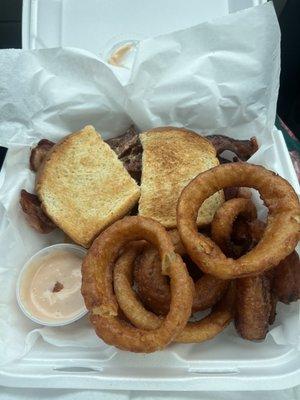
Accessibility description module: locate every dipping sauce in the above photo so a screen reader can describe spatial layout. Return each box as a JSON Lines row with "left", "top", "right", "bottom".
{"left": 18, "top": 248, "right": 86, "bottom": 325}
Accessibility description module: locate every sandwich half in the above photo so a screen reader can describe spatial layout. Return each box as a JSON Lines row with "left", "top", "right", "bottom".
{"left": 36, "top": 125, "right": 140, "bottom": 247}
{"left": 138, "top": 127, "right": 224, "bottom": 228}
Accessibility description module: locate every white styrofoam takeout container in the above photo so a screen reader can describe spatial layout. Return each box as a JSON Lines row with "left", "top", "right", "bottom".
{"left": 1, "top": 0, "right": 298, "bottom": 392}
{"left": 22, "top": 0, "right": 267, "bottom": 58}
{"left": 1, "top": 128, "right": 300, "bottom": 392}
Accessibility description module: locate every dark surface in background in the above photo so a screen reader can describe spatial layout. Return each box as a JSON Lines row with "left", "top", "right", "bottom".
{"left": 0, "top": 0, "right": 22, "bottom": 49}
{"left": 0, "top": 147, "right": 8, "bottom": 170}
{"left": 0, "top": 0, "right": 299, "bottom": 138}
{"left": 277, "top": 0, "right": 300, "bottom": 139}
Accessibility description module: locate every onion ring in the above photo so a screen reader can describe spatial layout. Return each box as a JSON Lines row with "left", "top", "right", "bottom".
{"left": 177, "top": 163, "right": 300, "bottom": 279}
{"left": 81, "top": 216, "right": 193, "bottom": 353}
{"left": 245, "top": 221, "right": 300, "bottom": 305}
{"left": 134, "top": 229, "right": 228, "bottom": 315}
{"left": 235, "top": 275, "right": 272, "bottom": 340}
{"left": 114, "top": 247, "right": 234, "bottom": 343}
{"left": 176, "top": 287, "right": 234, "bottom": 343}
{"left": 231, "top": 217, "right": 300, "bottom": 306}
{"left": 231, "top": 219, "right": 265, "bottom": 249}
{"left": 213, "top": 199, "right": 299, "bottom": 325}
{"left": 211, "top": 198, "right": 257, "bottom": 257}
{"left": 272, "top": 250, "right": 300, "bottom": 304}
{"left": 134, "top": 246, "right": 228, "bottom": 315}
{"left": 210, "top": 197, "right": 273, "bottom": 339}
{"left": 134, "top": 247, "right": 171, "bottom": 316}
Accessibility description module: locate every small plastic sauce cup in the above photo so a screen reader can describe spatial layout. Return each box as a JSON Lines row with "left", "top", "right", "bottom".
{"left": 16, "top": 243, "right": 88, "bottom": 327}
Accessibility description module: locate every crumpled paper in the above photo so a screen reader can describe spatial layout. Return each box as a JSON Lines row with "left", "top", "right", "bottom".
{"left": 0, "top": 2, "right": 298, "bottom": 367}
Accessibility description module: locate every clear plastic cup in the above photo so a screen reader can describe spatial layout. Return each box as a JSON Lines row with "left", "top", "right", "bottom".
{"left": 16, "top": 243, "right": 88, "bottom": 327}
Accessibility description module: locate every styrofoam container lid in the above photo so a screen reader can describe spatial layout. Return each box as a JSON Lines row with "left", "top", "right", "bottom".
{"left": 14, "top": 0, "right": 300, "bottom": 393}
{"left": 22, "top": 0, "right": 267, "bottom": 57}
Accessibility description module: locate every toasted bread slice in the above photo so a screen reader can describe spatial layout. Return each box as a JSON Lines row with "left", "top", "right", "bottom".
{"left": 36, "top": 126, "right": 140, "bottom": 247}
{"left": 138, "top": 127, "right": 224, "bottom": 228}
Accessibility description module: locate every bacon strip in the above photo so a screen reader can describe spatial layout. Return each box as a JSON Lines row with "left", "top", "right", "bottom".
{"left": 106, "top": 125, "right": 142, "bottom": 183}
{"left": 207, "top": 135, "right": 258, "bottom": 161}
{"left": 30, "top": 139, "right": 55, "bottom": 172}
{"left": 20, "top": 190, "right": 56, "bottom": 233}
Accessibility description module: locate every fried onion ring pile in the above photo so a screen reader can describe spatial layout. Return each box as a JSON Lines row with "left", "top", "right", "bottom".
{"left": 113, "top": 242, "right": 234, "bottom": 344}
{"left": 133, "top": 230, "right": 228, "bottom": 316}
{"left": 81, "top": 216, "right": 193, "bottom": 353}
{"left": 177, "top": 163, "right": 300, "bottom": 279}
{"left": 81, "top": 163, "right": 300, "bottom": 351}
{"left": 210, "top": 196, "right": 300, "bottom": 340}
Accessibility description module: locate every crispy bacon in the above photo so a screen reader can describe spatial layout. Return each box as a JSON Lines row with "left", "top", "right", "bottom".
{"left": 272, "top": 251, "right": 300, "bottom": 304}
{"left": 106, "top": 125, "right": 142, "bottom": 183}
{"left": 106, "top": 125, "right": 141, "bottom": 157}
{"left": 30, "top": 139, "right": 55, "bottom": 172}
{"left": 207, "top": 135, "right": 258, "bottom": 161}
{"left": 19, "top": 189, "right": 56, "bottom": 234}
